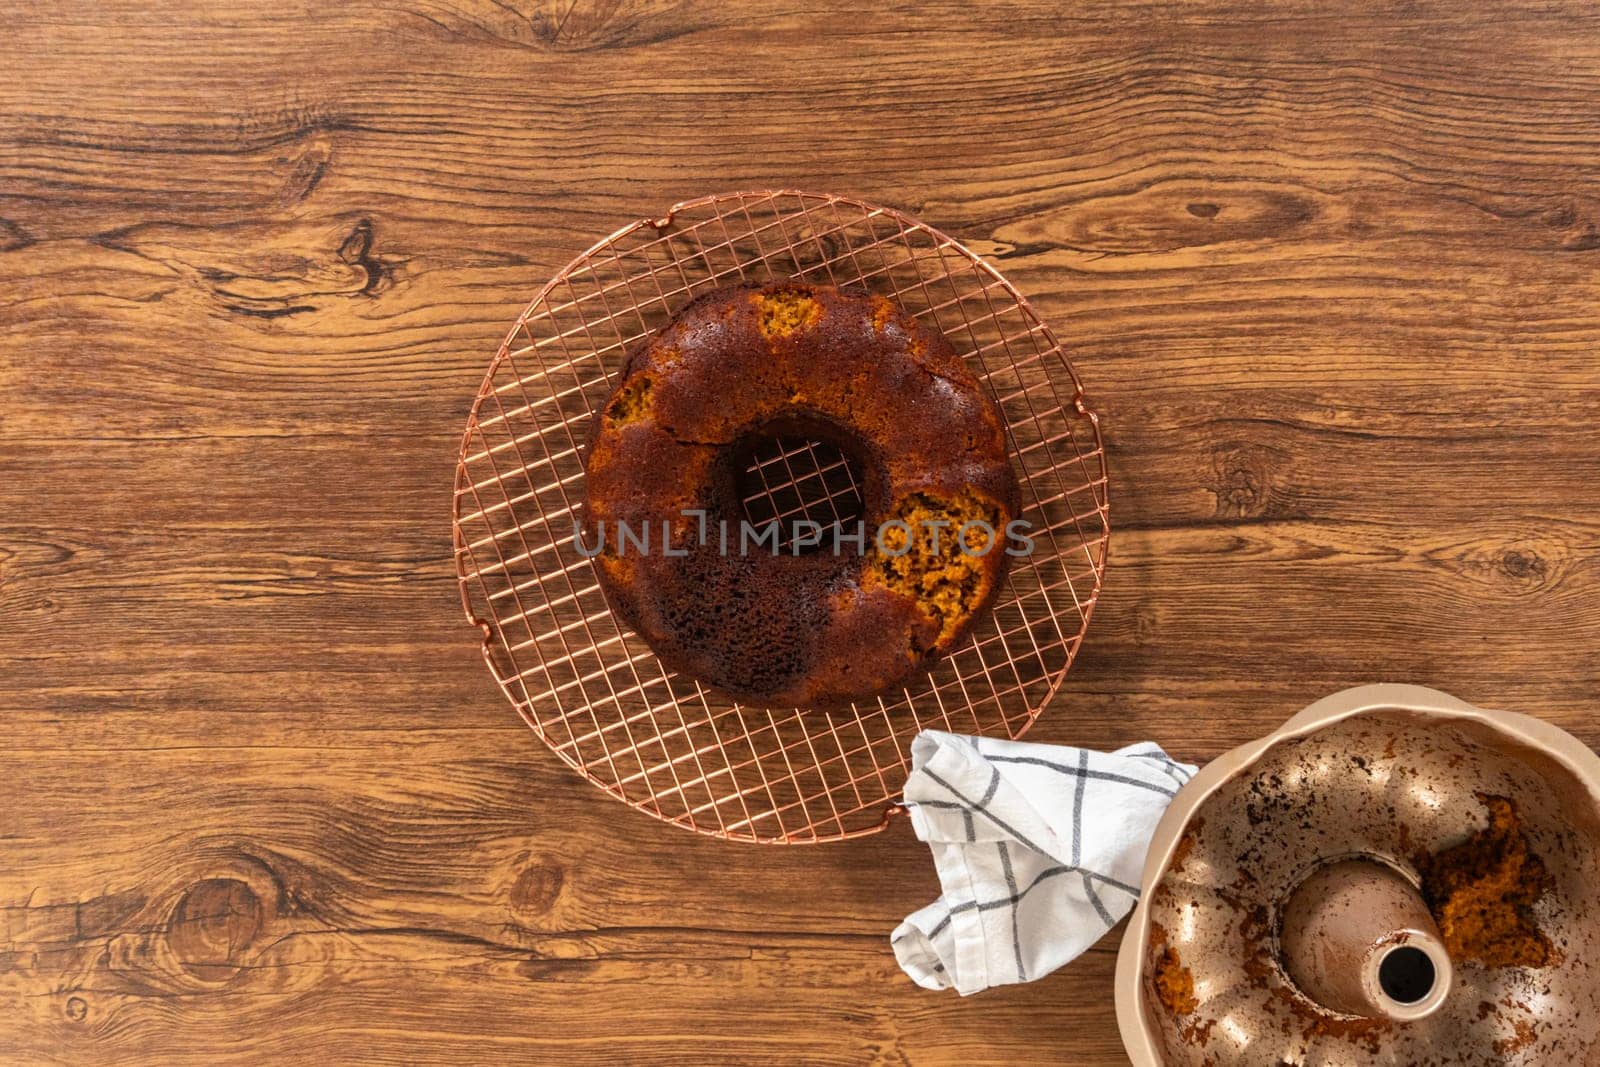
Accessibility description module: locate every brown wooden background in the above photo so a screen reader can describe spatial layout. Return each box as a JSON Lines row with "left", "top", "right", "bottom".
{"left": 4, "top": 1, "right": 1600, "bottom": 1063}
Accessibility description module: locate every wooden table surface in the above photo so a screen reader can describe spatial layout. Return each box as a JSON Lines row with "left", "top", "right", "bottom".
{"left": 5, "top": 2, "right": 1600, "bottom": 1063}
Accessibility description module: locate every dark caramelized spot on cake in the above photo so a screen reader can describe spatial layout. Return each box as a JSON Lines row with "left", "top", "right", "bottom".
{"left": 644, "top": 545, "right": 827, "bottom": 700}
{"left": 754, "top": 289, "right": 822, "bottom": 340}
{"left": 870, "top": 490, "right": 1001, "bottom": 643}
{"left": 1416, "top": 793, "right": 1555, "bottom": 969}
{"left": 605, "top": 374, "right": 652, "bottom": 424}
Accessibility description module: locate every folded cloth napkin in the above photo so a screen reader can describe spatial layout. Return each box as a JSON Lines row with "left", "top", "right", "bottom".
{"left": 891, "top": 730, "right": 1198, "bottom": 995}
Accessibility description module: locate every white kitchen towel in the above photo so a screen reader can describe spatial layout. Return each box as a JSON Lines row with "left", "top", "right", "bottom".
{"left": 891, "top": 730, "right": 1198, "bottom": 995}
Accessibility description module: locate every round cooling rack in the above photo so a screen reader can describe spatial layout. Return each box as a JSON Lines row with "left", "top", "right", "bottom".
{"left": 452, "top": 190, "right": 1109, "bottom": 844}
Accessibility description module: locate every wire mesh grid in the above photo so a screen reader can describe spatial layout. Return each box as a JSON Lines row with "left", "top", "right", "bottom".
{"left": 453, "top": 190, "right": 1109, "bottom": 843}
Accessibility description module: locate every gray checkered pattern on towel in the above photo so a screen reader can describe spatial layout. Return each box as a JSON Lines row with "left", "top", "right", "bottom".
{"left": 891, "top": 730, "right": 1197, "bottom": 995}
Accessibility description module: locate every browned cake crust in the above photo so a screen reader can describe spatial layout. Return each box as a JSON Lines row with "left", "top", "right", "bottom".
{"left": 582, "top": 282, "right": 1021, "bottom": 708}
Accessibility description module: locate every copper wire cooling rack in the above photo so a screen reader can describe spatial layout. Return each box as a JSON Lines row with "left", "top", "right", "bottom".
{"left": 453, "top": 190, "right": 1109, "bottom": 843}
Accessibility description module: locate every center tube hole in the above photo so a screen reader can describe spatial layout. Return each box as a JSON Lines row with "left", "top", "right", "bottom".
{"left": 1378, "top": 945, "right": 1436, "bottom": 1004}
{"left": 736, "top": 435, "right": 865, "bottom": 554}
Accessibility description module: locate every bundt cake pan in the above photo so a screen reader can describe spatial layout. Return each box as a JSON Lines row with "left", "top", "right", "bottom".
{"left": 1115, "top": 684, "right": 1600, "bottom": 1066}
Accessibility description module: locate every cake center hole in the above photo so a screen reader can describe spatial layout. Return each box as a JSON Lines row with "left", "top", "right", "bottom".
{"left": 1378, "top": 945, "right": 1435, "bottom": 1004}
{"left": 736, "top": 435, "right": 865, "bottom": 554}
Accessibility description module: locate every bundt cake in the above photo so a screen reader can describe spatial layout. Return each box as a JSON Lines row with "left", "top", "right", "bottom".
{"left": 581, "top": 282, "right": 1021, "bottom": 708}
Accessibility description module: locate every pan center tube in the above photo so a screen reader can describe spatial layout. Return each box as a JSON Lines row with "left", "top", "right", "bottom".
{"left": 1278, "top": 859, "right": 1453, "bottom": 1022}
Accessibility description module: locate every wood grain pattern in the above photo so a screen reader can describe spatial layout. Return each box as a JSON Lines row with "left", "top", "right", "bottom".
{"left": 4, "top": 0, "right": 1600, "bottom": 1062}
